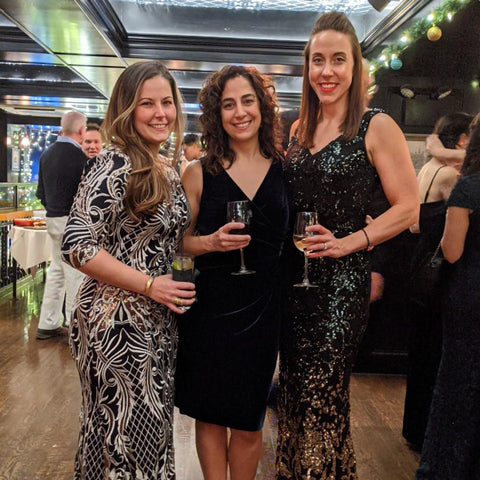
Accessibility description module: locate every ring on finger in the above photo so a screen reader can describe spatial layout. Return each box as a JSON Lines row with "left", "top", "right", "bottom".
{"left": 323, "top": 242, "right": 328, "bottom": 251}
{"left": 174, "top": 297, "right": 182, "bottom": 307}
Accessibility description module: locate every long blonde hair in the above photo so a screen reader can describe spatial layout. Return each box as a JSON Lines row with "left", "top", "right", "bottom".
{"left": 102, "top": 61, "right": 185, "bottom": 221}
{"left": 297, "top": 12, "right": 364, "bottom": 147}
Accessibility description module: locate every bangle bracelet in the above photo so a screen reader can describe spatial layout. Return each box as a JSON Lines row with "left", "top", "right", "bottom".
{"left": 361, "top": 228, "right": 371, "bottom": 249}
{"left": 144, "top": 276, "right": 154, "bottom": 297}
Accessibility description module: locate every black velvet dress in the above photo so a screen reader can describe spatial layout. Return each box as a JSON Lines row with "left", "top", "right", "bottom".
{"left": 416, "top": 173, "right": 480, "bottom": 479}
{"left": 276, "top": 110, "right": 381, "bottom": 479}
{"left": 175, "top": 160, "right": 289, "bottom": 431}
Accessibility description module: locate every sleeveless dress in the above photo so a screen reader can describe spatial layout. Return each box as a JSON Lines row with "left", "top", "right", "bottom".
{"left": 416, "top": 173, "right": 480, "bottom": 479}
{"left": 62, "top": 147, "right": 190, "bottom": 480}
{"left": 276, "top": 110, "right": 381, "bottom": 479}
{"left": 175, "top": 160, "right": 289, "bottom": 431}
{"left": 402, "top": 166, "right": 446, "bottom": 449}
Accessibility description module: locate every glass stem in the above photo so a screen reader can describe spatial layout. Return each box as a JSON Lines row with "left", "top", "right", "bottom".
{"left": 303, "top": 252, "right": 309, "bottom": 283}
{"left": 239, "top": 248, "right": 246, "bottom": 272}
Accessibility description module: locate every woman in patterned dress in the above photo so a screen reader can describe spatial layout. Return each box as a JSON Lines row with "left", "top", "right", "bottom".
{"left": 61, "top": 61, "right": 195, "bottom": 479}
{"left": 275, "top": 13, "right": 419, "bottom": 479}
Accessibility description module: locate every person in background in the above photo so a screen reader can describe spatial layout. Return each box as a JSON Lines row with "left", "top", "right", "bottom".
{"left": 416, "top": 115, "right": 480, "bottom": 480}
{"left": 81, "top": 122, "right": 103, "bottom": 158}
{"left": 61, "top": 61, "right": 194, "bottom": 479}
{"left": 276, "top": 12, "right": 418, "bottom": 479}
{"left": 35, "top": 110, "right": 87, "bottom": 339}
{"left": 175, "top": 65, "right": 288, "bottom": 480}
{"left": 403, "top": 112, "right": 472, "bottom": 450}
{"left": 180, "top": 133, "right": 202, "bottom": 176}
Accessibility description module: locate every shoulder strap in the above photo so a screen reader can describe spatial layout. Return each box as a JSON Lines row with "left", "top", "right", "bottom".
{"left": 358, "top": 108, "right": 385, "bottom": 138}
{"left": 424, "top": 165, "right": 446, "bottom": 203}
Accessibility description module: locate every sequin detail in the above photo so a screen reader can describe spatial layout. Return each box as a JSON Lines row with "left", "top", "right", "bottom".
{"left": 276, "top": 110, "right": 381, "bottom": 480}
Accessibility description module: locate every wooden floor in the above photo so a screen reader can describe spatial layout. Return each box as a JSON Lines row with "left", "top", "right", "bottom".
{"left": 0, "top": 277, "right": 420, "bottom": 480}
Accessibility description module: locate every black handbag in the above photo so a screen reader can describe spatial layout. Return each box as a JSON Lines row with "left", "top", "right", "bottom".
{"left": 408, "top": 242, "right": 444, "bottom": 309}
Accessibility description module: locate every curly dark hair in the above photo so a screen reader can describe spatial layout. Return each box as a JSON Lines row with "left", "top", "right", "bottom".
{"left": 198, "top": 65, "right": 283, "bottom": 174}
{"left": 461, "top": 114, "right": 480, "bottom": 176}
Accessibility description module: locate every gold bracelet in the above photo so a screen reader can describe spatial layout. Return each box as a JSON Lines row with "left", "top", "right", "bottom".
{"left": 144, "top": 276, "right": 154, "bottom": 297}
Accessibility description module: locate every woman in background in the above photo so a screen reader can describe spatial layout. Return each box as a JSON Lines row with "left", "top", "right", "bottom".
{"left": 175, "top": 65, "right": 288, "bottom": 480}
{"left": 403, "top": 112, "right": 472, "bottom": 450}
{"left": 276, "top": 12, "right": 418, "bottom": 479}
{"left": 416, "top": 115, "right": 480, "bottom": 479}
{"left": 62, "top": 61, "right": 195, "bottom": 479}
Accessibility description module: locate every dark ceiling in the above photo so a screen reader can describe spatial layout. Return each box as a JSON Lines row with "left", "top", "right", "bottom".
{"left": 0, "top": 0, "right": 477, "bottom": 126}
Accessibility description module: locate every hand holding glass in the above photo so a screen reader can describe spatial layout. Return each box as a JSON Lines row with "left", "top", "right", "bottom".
{"left": 293, "top": 211, "right": 319, "bottom": 288}
{"left": 226, "top": 200, "right": 255, "bottom": 275}
{"left": 172, "top": 254, "right": 195, "bottom": 311}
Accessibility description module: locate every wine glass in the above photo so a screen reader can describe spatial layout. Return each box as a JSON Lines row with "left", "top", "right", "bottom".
{"left": 226, "top": 200, "right": 255, "bottom": 275}
{"left": 293, "top": 211, "right": 319, "bottom": 288}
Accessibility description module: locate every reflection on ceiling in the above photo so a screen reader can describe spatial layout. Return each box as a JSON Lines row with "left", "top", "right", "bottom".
{"left": 125, "top": 0, "right": 399, "bottom": 13}
{"left": 2, "top": 0, "right": 476, "bottom": 127}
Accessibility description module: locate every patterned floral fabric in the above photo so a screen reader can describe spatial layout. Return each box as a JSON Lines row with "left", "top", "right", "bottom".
{"left": 276, "top": 110, "right": 381, "bottom": 479}
{"left": 62, "top": 146, "right": 190, "bottom": 480}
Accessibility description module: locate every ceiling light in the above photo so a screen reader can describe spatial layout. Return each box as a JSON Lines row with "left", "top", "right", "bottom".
{"left": 368, "top": 0, "right": 391, "bottom": 12}
{"left": 400, "top": 85, "right": 415, "bottom": 99}
{"left": 433, "top": 86, "right": 453, "bottom": 100}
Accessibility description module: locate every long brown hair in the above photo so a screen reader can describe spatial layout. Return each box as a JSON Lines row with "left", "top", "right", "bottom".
{"left": 198, "top": 65, "right": 283, "bottom": 175}
{"left": 297, "top": 12, "right": 364, "bottom": 147}
{"left": 102, "top": 61, "right": 185, "bottom": 221}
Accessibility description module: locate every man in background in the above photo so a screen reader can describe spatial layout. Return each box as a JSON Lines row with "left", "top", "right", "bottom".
{"left": 81, "top": 122, "right": 103, "bottom": 158}
{"left": 180, "top": 133, "right": 202, "bottom": 176}
{"left": 36, "top": 110, "right": 87, "bottom": 339}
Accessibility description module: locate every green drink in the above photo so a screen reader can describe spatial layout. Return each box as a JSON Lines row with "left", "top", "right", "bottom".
{"left": 172, "top": 254, "right": 195, "bottom": 311}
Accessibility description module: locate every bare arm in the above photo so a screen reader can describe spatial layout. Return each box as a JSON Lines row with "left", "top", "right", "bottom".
{"left": 441, "top": 206, "right": 470, "bottom": 263}
{"left": 307, "top": 113, "right": 419, "bottom": 258}
{"left": 426, "top": 134, "right": 465, "bottom": 169}
{"left": 181, "top": 160, "right": 250, "bottom": 256}
{"left": 78, "top": 249, "right": 195, "bottom": 314}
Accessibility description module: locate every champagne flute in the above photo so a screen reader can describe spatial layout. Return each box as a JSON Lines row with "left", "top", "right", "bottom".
{"left": 293, "top": 211, "right": 319, "bottom": 288}
{"left": 226, "top": 200, "right": 255, "bottom": 275}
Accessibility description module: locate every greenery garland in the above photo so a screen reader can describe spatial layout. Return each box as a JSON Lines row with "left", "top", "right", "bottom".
{"left": 369, "top": 0, "right": 475, "bottom": 73}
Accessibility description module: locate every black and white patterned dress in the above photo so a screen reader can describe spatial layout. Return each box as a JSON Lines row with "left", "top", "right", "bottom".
{"left": 62, "top": 146, "right": 190, "bottom": 480}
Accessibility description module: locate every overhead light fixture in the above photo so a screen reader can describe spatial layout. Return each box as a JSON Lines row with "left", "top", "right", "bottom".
{"left": 431, "top": 86, "right": 453, "bottom": 100}
{"left": 400, "top": 85, "right": 415, "bottom": 99}
{"left": 368, "top": 0, "right": 391, "bottom": 12}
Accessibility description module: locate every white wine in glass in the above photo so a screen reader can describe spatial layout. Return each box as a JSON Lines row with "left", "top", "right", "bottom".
{"left": 293, "top": 211, "right": 319, "bottom": 288}
{"left": 226, "top": 200, "right": 255, "bottom": 275}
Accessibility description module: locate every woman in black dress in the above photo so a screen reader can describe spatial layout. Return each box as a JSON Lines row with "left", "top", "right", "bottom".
{"left": 175, "top": 65, "right": 288, "bottom": 480}
{"left": 275, "top": 13, "right": 419, "bottom": 479}
{"left": 403, "top": 112, "right": 471, "bottom": 450}
{"left": 416, "top": 116, "right": 480, "bottom": 479}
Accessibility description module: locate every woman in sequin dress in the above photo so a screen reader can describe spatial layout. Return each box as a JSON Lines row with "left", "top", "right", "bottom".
{"left": 275, "top": 13, "right": 419, "bottom": 479}
{"left": 61, "top": 61, "right": 194, "bottom": 479}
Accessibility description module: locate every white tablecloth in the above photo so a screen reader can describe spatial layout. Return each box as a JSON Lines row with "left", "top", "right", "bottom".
{"left": 8, "top": 226, "right": 52, "bottom": 272}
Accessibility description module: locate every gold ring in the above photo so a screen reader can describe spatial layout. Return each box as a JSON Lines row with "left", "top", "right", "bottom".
{"left": 323, "top": 242, "right": 328, "bottom": 250}
{"left": 174, "top": 297, "right": 182, "bottom": 306}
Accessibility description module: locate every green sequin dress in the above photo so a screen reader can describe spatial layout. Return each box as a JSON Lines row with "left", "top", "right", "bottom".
{"left": 276, "top": 110, "right": 381, "bottom": 479}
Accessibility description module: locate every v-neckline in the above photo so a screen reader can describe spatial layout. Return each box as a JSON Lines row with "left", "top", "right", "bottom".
{"left": 223, "top": 161, "right": 273, "bottom": 202}
{"left": 308, "top": 134, "right": 342, "bottom": 157}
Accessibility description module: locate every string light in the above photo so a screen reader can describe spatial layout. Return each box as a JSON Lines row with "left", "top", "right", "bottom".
{"left": 369, "top": 0, "right": 473, "bottom": 73}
